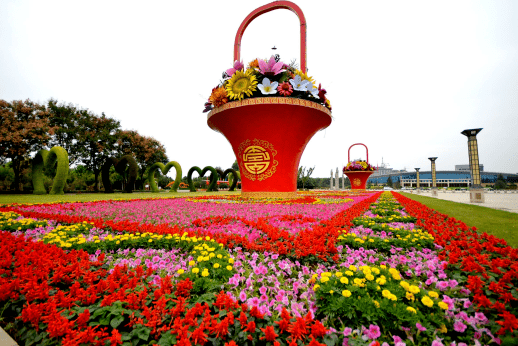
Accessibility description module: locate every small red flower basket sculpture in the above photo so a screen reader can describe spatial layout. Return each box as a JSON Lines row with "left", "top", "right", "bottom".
{"left": 207, "top": 1, "right": 332, "bottom": 198}
{"left": 343, "top": 143, "right": 376, "bottom": 190}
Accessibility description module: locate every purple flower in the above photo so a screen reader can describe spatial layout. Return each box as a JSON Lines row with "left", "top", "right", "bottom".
{"left": 239, "top": 291, "right": 247, "bottom": 302}
{"left": 226, "top": 60, "right": 244, "bottom": 77}
{"left": 259, "top": 56, "right": 286, "bottom": 76}
{"left": 259, "top": 286, "right": 267, "bottom": 295}
{"left": 432, "top": 339, "right": 444, "bottom": 346}
{"left": 365, "top": 324, "right": 380, "bottom": 339}
{"left": 343, "top": 327, "right": 352, "bottom": 337}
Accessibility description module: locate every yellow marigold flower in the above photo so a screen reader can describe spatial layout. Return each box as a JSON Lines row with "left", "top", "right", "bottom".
{"left": 373, "top": 300, "right": 380, "bottom": 308}
{"left": 188, "top": 260, "right": 195, "bottom": 266}
{"left": 313, "top": 284, "right": 320, "bottom": 292}
{"left": 148, "top": 239, "right": 153, "bottom": 243}
{"left": 226, "top": 266, "right": 233, "bottom": 271}
{"left": 329, "top": 290, "right": 334, "bottom": 295}
{"left": 340, "top": 277, "right": 349, "bottom": 284}
{"left": 389, "top": 294, "right": 397, "bottom": 301}
{"left": 439, "top": 324, "right": 447, "bottom": 333}
{"left": 213, "top": 263, "right": 220, "bottom": 269}
{"left": 202, "top": 269, "right": 209, "bottom": 277}
{"left": 228, "top": 258, "right": 234, "bottom": 264}
{"left": 406, "top": 306, "right": 417, "bottom": 314}
{"left": 177, "top": 269, "right": 185, "bottom": 274}
{"left": 322, "top": 272, "right": 332, "bottom": 277}
{"left": 217, "top": 254, "right": 223, "bottom": 259}
{"left": 335, "top": 272, "right": 343, "bottom": 277}
{"left": 409, "top": 285, "right": 420, "bottom": 294}
{"left": 365, "top": 274, "right": 375, "bottom": 281}
{"left": 438, "top": 301, "right": 449, "bottom": 310}
{"left": 400, "top": 281, "right": 410, "bottom": 290}
{"left": 192, "top": 268, "right": 200, "bottom": 274}
{"left": 406, "top": 292, "right": 415, "bottom": 301}
{"left": 428, "top": 291, "right": 439, "bottom": 298}
{"left": 349, "top": 265, "right": 357, "bottom": 272}
{"left": 342, "top": 290, "right": 352, "bottom": 297}
{"left": 421, "top": 296, "right": 434, "bottom": 307}
{"left": 371, "top": 268, "right": 380, "bottom": 275}
{"left": 320, "top": 277, "right": 329, "bottom": 283}
{"left": 345, "top": 271, "right": 354, "bottom": 276}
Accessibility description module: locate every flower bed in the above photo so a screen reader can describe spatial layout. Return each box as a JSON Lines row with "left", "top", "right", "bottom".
{"left": 1, "top": 192, "right": 516, "bottom": 345}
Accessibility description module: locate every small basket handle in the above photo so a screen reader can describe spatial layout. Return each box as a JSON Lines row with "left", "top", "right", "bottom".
{"left": 233, "top": 1, "right": 307, "bottom": 73}
{"left": 348, "top": 143, "right": 369, "bottom": 164}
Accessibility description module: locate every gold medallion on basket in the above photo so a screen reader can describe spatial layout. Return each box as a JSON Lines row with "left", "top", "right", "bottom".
{"left": 353, "top": 178, "right": 362, "bottom": 187}
{"left": 238, "top": 139, "right": 278, "bottom": 181}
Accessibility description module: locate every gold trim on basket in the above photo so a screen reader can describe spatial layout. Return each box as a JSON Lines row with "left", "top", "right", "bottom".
{"left": 207, "top": 97, "right": 332, "bottom": 120}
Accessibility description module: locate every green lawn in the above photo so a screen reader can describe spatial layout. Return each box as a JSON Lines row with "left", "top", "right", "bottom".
{"left": 400, "top": 192, "right": 518, "bottom": 248}
{"left": 0, "top": 190, "right": 240, "bottom": 205}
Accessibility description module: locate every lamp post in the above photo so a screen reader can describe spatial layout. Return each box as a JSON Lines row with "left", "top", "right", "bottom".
{"left": 415, "top": 168, "right": 420, "bottom": 193}
{"left": 428, "top": 157, "right": 438, "bottom": 197}
{"left": 461, "top": 128, "right": 485, "bottom": 203}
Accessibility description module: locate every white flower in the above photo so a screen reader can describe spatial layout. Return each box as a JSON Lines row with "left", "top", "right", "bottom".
{"left": 257, "top": 77, "right": 278, "bottom": 95}
{"left": 309, "top": 85, "right": 319, "bottom": 98}
{"left": 289, "top": 75, "right": 310, "bottom": 91}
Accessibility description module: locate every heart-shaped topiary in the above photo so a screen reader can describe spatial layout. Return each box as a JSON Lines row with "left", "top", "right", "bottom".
{"left": 209, "top": 168, "right": 224, "bottom": 192}
{"left": 221, "top": 168, "right": 239, "bottom": 191}
{"left": 32, "top": 146, "right": 69, "bottom": 195}
{"left": 102, "top": 157, "right": 119, "bottom": 193}
{"left": 102, "top": 155, "right": 139, "bottom": 193}
{"left": 148, "top": 161, "right": 182, "bottom": 192}
{"left": 187, "top": 166, "right": 218, "bottom": 192}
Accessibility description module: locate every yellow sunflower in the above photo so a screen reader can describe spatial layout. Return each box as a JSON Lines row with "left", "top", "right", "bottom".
{"left": 226, "top": 69, "right": 257, "bottom": 101}
{"left": 294, "top": 70, "right": 315, "bottom": 86}
{"left": 209, "top": 87, "right": 228, "bottom": 107}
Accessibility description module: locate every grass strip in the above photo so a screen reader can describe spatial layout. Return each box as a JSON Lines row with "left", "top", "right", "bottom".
{"left": 0, "top": 190, "right": 240, "bottom": 205}
{"left": 400, "top": 192, "right": 518, "bottom": 248}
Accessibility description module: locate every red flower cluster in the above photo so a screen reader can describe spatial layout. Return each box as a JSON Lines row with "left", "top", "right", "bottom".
{"left": 393, "top": 192, "right": 518, "bottom": 337}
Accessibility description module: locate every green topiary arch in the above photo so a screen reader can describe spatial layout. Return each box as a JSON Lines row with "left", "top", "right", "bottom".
{"left": 148, "top": 161, "right": 182, "bottom": 192}
{"left": 228, "top": 170, "right": 240, "bottom": 191}
{"left": 32, "top": 146, "right": 69, "bottom": 195}
{"left": 102, "top": 155, "right": 139, "bottom": 193}
{"left": 187, "top": 166, "right": 218, "bottom": 192}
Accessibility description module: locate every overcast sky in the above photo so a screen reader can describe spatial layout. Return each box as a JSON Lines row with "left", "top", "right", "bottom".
{"left": 1, "top": 0, "right": 517, "bottom": 177}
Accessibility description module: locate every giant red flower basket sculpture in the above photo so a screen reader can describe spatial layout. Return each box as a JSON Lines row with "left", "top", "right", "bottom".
{"left": 343, "top": 143, "right": 376, "bottom": 190}
{"left": 206, "top": 1, "right": 332, "bottom": 198}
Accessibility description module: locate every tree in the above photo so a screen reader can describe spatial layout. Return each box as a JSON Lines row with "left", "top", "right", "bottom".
{"left": 47, "top": 99, "right": 83, "bottom": 165}
{"left": 386, "top": 176, "right": 393, "bottom": 187}
{"left": 115, "top": 130, "right": 168, "bottom": 189}
{"left": 76, "top": 111, "right": 121, "bottom": 191}
{"left": 298, "top": 166, "right": 315, "bottom": 190}
{"left": 232, "top": 160, "right": 239, "bottom": 171}
{"left": 495, "top": 174, "right": 507, "bottom": 190}
{"left": 0, "top": 99, "right": 52, "bottom": 191}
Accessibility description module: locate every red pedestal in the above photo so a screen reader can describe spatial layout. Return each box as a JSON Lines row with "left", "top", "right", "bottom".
{"left": 208, "top": 97, "right": 332, "bottom": 198}
{"left": 344, "top": 171, "right": 374, "bottom": 190}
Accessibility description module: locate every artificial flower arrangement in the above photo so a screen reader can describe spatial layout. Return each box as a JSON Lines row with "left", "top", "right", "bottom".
{"left": 343, "top": 160, "right": 377, "bottom": 172}
{"left": 203, "top": 55, "right": 331, "bottom": 113}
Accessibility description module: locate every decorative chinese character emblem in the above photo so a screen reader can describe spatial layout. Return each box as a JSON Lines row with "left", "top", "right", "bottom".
{"left": 238, "top": 139, "right": 278, "bottom": 181}
{"left": 353, "top": 178, "right": 362, "bottom": 187}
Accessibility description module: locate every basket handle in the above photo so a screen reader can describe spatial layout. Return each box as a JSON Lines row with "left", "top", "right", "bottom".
{"left": 233, "top": 1, "right": 307, "bottom": 73}
{"left": 348, "top": 143, "right": 369, "bottom": 164}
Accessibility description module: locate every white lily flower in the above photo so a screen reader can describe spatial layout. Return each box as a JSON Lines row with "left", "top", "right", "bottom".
{"left": 309, "top": 85, "right": 319, "bottom": 98}
{"left": 257, "top": 77, "right": 279, "bottom": 95}
{"left": 289, "top": 75, "right": 310, "bottom": 91}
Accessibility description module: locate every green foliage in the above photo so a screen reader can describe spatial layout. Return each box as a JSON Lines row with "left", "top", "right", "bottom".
{"left": 208, "top": 168, "right": 224, "bottom": 192}
{"left": 231, "top": 160, "right": 239, "bottom": 171}
{"left": 32, "top": 146, "right": 69, "bottom": 195}
{"left": 223, "top": 168, "right": 239, "bottom": 191}
{"left": 148, "top": 161, "right": 182, "bottom": 192}
{"left": 101, "top": 157, "right": 119, "bottom": 193}
{"left": 116, "top": 155, "right": 138, "bottom": 193}
{"left": 495, "top": 174, "right": 507, "bottom": 190}
{"left": 387, "top": 176, "right": 393, "bottom": 187}
{"left": 187, "top": 166, "right": 218, "bottom": 192}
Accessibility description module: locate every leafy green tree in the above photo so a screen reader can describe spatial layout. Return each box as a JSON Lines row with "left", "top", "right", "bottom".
{"left": 0, "top": 99, "right": 52, "bottom": 191}
{"left": 47, "top": 99, "right": 82, "bottom": 165}
{"left": 495, "top": 174, "right": 507, "bottom": 190}
{"left": 297, "top": 166, "right": 315, "bottom": 189}
{"left": 76, "top": 111, "right": 121, "bottom": 191}
{"left": 232, "top": 160, "right": 239, "bottom": 171}
{"left": 386, "top": 176, "right": 393, "bottom": 187}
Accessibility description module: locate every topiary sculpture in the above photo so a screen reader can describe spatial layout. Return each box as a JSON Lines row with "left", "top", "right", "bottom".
{"left": 32, "top": 146, "right": 69, "bottom": 195}
{"left": 187, "top": 166, "right": 218, "bottom": 192}
{"left": 102, "top": 155, "right": 139, "bottom": 193}
{"left": 147, "top": 161, "right": 182, "bottom": 192}
{"left": 228, "top": 170, "right": 241, "bottom": 191}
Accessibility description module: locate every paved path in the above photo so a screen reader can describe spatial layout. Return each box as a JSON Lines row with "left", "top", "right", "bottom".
{"left": 405, "top": 190, "right": 518, "bottom": 213}
{"left": 0, "top": 327, "right": 17, "bottom": 346}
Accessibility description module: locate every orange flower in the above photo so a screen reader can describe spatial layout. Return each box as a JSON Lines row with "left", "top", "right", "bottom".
{"left": 248, "top": 59, "right": 259, "bottom": 69}
{"left": 209, "top": 87, "right": 229, "bottom": 108}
